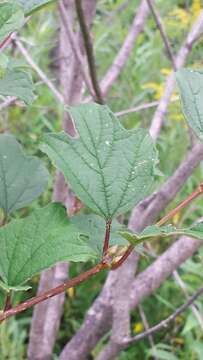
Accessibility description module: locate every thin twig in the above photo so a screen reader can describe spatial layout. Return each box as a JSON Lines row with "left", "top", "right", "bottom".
{"left": 156, "top": 181, "right": 203, "bottom": 226}
{"left": 115, "top": 98, "right": 178, "bottom": 117}
{"left": 75, "top": 0, "right": 104, "bottom": 104}
{"left": 146, "top": 0, "right": 176, "bottom": 70}
{"left": 14, "top": 38, "right": 64, "bottom": 104}
{"left": 58, "top": 1, "right": 95, "bottom": 99}
{"left": 0, "top": 97, "right": 17, "bottom": 111}
{"left": 124, "top": 284, "right": 203, "bottom": 344}
{"left": 149, "top": 11, "right": 203, "bottom": 140}
{"left": 173, "top": 270, "right": 203, "bottom": 331}
{"left": 138, "top": 304, "right": 157, "bottom": 360}
{"left": 112, "top": 181, "right": 203, "bottom": 269}
{"left": 0, "top": 263, "right": 107, "bottom": 323}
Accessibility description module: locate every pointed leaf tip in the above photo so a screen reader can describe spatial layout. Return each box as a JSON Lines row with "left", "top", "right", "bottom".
{"left": 41, "top": 103, "right": 158, "bottom": 219}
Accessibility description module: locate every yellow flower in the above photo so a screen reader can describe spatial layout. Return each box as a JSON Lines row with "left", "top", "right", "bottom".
{"left": 168, "top": 8, "right": 190, "bottom": 26}
{"left": 67, "top": 287, "right": 75, "bottom": 299}
{"left": 142, "top": 82, "right": 164, "bottom": 100}
{"left": 172, "top": 113, "right": 184, "bottom": 122}
{"left": 172, "top": 211, "right": 181, "bottom": 225}
{"left": 192, "top": 0, "right": 202, "bottom": 19}
{"left": 161, "top": 68, "right": 172, "bottom": 76}
{"left": 133, "top": 322, "right": 143, "bottom": 333}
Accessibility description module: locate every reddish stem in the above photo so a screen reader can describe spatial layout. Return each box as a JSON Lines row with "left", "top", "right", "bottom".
{"left": 0, "top": 262, "right": 106, "bottom": 323}
{"left": 102, "top": 219, "right": 112, "bottom": 256}
{"left": 3, "top": 294, "right": 12, "bottom": 312}
{"left": 156, "top": 182, "right": 203, "bottom": 226}
{"left": 0, "top": 34, "right": 12, "bottom": 51}
{"left": 112, "top": 182, "right": 203, "bottom": 270}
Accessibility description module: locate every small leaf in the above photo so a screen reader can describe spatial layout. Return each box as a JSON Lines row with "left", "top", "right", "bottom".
{"left": 0, "top": 67, "right": 35, "bottom": 104}
{"left": 0, "top": 2, "right": 24, "bottom": 43}
{"left": 71, "top": 214, "right": 128, "bottom": 259}
{"left": 176, "top": 68, "right": 203, "bottom": 140}
{"left": 41, "top": 103, "right": 158, "bottom": 219}
{"left": 0, "top": 203, "right": 97, "bottom": 288}
{"left": 0, "top": 134, "right": 49, "bottom": 214}
{"left": 15, "top": 0, "right": 56, "bottom": 15}
{"left": 119, "top": 223, "right": 203, "bottom": 246}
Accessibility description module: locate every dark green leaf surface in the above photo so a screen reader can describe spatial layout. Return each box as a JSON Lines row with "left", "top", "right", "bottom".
{"left": 119, "top": 223, "right": 203, "bottom": 245}
{"left": 0, "top": 134, "right": 48, "bottom": 214}
{"left": 0, "top": 203, "right": 97, "bottom": 288}
{"left": 41, "top": 103, "right": 157, "bottom": 219}
{"left": 0, "top": 2, "right": 24, "bottom": 43}
{"left": 176, "top": 68, "right": 203, "bottom": 141}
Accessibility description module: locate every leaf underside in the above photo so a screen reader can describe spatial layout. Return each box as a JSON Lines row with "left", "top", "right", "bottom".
{"left": 41, "top": 103, "right": 157, "bottom": 219}
{"left": 119, "top": 223, "right": 203, "bottom": 245}
{"left": 0, "top": 203, "right": 98, "bottom": 288}
{"left": 0, "top": 134, "right": 48, "bottom": 214}
{"left": 176, "top": 68, "right": 203, "bottom": 141}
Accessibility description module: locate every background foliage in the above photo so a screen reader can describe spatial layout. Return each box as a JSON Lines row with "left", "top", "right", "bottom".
{"left": 1, "top": 0, "right": 203, "bottom": 359}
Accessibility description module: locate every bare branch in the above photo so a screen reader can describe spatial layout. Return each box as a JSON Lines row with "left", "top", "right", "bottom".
{"left": 0, "top": 97, "right": 17, "bottom": 111}
{"left": 15, "top": 38, "right": 64, "bottom": 104}
{"left": 100, "top": 0, "right": 150, "bottom": 96}
{"left": 149, "top": 11, "right": 203, "bottom": 139}
{"left": 75, "top": 0, "right": 104, "bottom": 104}
{"left": 58, "top": 0, "right": 95, "bottom": 99}
{"left": 173, "top": 270, "right": 203, "bottom": 331}
{"left": 125, "top": 285, "right": 203, "bottom": 344}
{"left": 138, "top": 304, "right": 157, "bottom": 359}
{"left": 146, "top": 0, "right": 176, "bottom": 69}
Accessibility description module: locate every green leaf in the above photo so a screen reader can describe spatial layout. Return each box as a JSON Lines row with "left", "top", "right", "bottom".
{"left": 15, "top": 0, "right": 56, "bottom": 15}
{"left": 0, "top": 67, "right": 35, "bottom": 104}
{"left": 0, "top": 134, "right": 49, "bottom": 214}
{"left": 0, "top": 203, "right": 97, "bottom": 288}
{"left": 71, "top": 214, "right": 128, "bottom": 259}
{"left": 0, "top": 2, "right": 24, "bottom": 43}
{"left": 176, "top": 68, "right": 203, "bottom": 141}
{"left": 119, "top": 223, "right": 203, "bottom": 246}
{"left": 41, "top": 103, "right": 157, "bottom": 219}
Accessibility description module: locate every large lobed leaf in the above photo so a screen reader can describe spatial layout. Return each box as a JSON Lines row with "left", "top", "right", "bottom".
{"left": 176, "top": 68, "right": 203, "bottom": 141}
{"left": 41, "top": 103, "right": 157, "bottom": 220}
{"left": 119, "top": 223, "right": 203, "bottom": 245}
{"left": 0, "top": 203, "right": 98, "bottom": 289}
{"left": 0, "top": 2, "right": 24, "bottom": 43}
{"left": 0, "top": 134, "right": 48, "bottom": 214}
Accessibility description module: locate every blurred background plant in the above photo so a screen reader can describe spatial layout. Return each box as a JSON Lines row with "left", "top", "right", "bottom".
{"left": 1, "top": 0, "right": 203, "bottom": 359}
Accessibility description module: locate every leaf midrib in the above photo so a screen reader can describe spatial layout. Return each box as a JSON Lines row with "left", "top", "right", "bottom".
{"left": 80, "top": 113, "right": 111, "bottom": 218}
